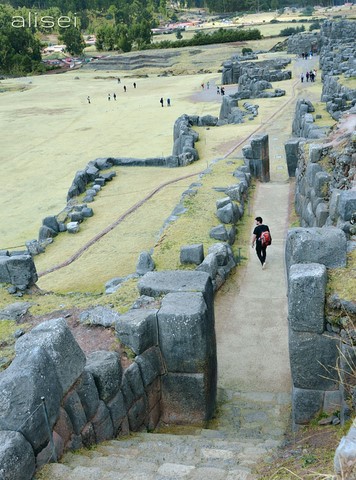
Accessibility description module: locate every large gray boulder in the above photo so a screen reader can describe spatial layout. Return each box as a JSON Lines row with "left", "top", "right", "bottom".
{"left": 85, "top": 351, "right": 122, "bottom": 403}
{"left": 79, "top": 306, "right": 120, "bottom": 327}
{"left": 338, "top": 190, "right": 356, "bottom": 221}
{"left": 196, "top": 253, "right": 218, "bottom": 279}
{"left": 138, "top": 270, "right": 213, "bottom": 312}
{"left": 0, "top": 431, "right": 35, "bottom": 480}
{"left": 75, "top": 370, "right": 100, "bottom": 421}
{"left": 285, "top": 138, "right": 300, "bottom": 177}
{"left": 115, "top": 309, "right": 158, "bottom": 355}
{"left": 0, "top": 347, "right": 62, "bottom": 453}
{"left": 157, "top": 292, "right": 216, "bottom": 376}
{"left": 135, "top": 346, "right": 165, "bottom": 387}
{"left": 136, "top": 251, "right": 155, "bottom": 276}
{"left": 289, "top": 330, "right": 340, "bottom": 390}
{"left": 292, "top": 387, "right": 324, "bottom": 425}
{"left": 285, "top": 227, "right": 347, "bottom": 271}
{"left": 216, "top": 202, "right": 240, "bottom": 224}
{"left": 334, "top": 424, "right": 356, "bottom": 478}
{"left": 288, "top": 263, "right": 327, "bottom": 334}
{"left": 0, "top": 255, "right": 38, "bottom": 288}
{"left": 161, "top": 373, "right": 212, "bottom": 424}
{"left": 180, "top": 244, "right": 204, "bottom": 265}
{"left": 209, "top": 225, "right": 228, "bottom": 242}
{"left": 15, "top": 318, "right": 86, "bottom": 394}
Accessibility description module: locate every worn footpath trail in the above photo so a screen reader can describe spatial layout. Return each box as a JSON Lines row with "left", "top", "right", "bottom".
{"left": 37, "top": 57, "right": 321, "bottom": 480}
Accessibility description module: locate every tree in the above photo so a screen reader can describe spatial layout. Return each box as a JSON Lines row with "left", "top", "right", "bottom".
{"left": 59, "top": 26, "right": 85, "bottom": 56}
{"left": 0, "top": 4, "right": 42, "bottom": 75}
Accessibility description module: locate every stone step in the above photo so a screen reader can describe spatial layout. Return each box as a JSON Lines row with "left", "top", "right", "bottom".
{"left": 36, "top": 390, "right": 290, "bottom": 480}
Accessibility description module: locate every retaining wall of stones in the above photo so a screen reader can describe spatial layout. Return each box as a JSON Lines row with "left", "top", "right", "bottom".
{"left": 0, "top": 271, "right": 217, "bottom": 479}
{"left": 221, "top": 57, "right": 291, "bottom": 85}
{"left": 286, "top": 227, "right": 347, "bottom": 427}
{"left": 292, "top": 132, "right": 356, "bottom": 235}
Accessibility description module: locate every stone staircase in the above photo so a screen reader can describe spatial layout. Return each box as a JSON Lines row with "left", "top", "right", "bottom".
{"left": 36, "top": 389, "right": 291, "bottom": 480}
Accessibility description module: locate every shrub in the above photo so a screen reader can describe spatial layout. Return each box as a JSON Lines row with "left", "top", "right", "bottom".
{"left": 309, "top": 21, "right": 321, "bottom": 31}
{"left": 279, "top": 25, "right": 305, "bottom": 37}
{"left": 242, "top": 47, "right": 253, "bottom": 55}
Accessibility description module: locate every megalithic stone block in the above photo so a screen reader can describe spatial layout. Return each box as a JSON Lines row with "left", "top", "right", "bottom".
{"left": 288, "top": 263, "right": 327, "bottom": 333}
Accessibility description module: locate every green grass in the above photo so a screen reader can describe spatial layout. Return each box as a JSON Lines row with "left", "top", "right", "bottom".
{"left": 327, "top": 250, "right": 356, "bottom": 303}
{"left": 152, "top": 158, "right": 245, "bottom": 270}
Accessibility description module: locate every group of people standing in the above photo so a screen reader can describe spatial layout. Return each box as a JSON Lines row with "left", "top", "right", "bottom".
{"left": 301, "top": 69, "right": 317, "bottom": 83}
{"left": 87, "top": 81, "right": 137, "bottom": 104}
{"left": 159, "top": 97, "right": 171, "bottom": 107}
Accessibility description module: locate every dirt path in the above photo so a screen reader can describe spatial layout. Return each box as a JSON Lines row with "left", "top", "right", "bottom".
{"left": 215, "top": 55, "right": 320, "bottom": 397}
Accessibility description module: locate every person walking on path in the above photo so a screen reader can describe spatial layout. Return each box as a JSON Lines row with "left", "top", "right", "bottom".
{"left": 300, "top": 73, "right": 304, "bottom": 83}
{"left": 133, "top": 82, "right": 136, "bottom": 88}
{"left": 87, "top": 96, "right": 91, "bottom": 104}
{"left": 123, "top": 85, "right": 127, "bottom": 92}
{"left": 113, "top": 93, "right": 116, "bottom": 100}
{"left": 160, "top": 97, "right": 164, "bottom": 107}
{"left": 251, "top": 216, "right": 271, "bottom": 269}
{"left": 107, "top": 93, "right": 111, "bottom": 101}
{"left": 167, "top": 98, "right": 171, "bottom": 107}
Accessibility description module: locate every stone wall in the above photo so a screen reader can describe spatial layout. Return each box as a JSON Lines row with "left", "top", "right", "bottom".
{"left": 319, "top": 20, "right": 356, "bottom": 121}
{"left": 291, "top": 99, "right": 330, "bottom": 140}
{"left": 221, "top": 57, "right": 291, "bottom": 85}
{"left": 242, "top": 133, "right": 270, "bottom": 182}
{"left": 286, "top": 228, "right": 347, "bottom": 426}
{"left": 286, "top": 32, "right": 320, "bottom": 55}
{"left": 0, "top": 273, "right": 217, "bottom": 479}
{"left": 293, "top": 132, "right": 356, "bottom": 234}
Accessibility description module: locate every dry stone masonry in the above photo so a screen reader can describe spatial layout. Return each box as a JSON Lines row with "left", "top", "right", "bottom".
{"left": 0, "top": 271, "right": 217, "bottom": 480}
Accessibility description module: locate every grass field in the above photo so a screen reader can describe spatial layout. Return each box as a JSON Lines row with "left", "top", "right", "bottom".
{"left": 0, "top": 34, "right": 325, "bottom": 299}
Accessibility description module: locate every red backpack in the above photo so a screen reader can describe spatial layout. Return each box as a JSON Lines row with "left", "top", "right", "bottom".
{"left": 260, "top": 230, "right": 272, "bottom": 247}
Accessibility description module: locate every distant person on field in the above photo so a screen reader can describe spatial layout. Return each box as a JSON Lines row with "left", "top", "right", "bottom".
{"left": 167, "top": 98, "right": 171, "bottom": 107}
{"left": 300, "top": 73, "right": 304, "bottom": 83}
{"left": 221, "top": 86, "right": 225, "bottom": 95}
{"left": 217, "top": 86, "right": 220, "bottom": 94}
{"left": 251, "top": 216, "right": 271, "bottom": 270}
{"left": 87, "top": 96, "right": 91, "bottom": 104}
{"left": 117, "top": 77, "right": 121, "bottom": 83}
{"left": 108, "top": 93, "right": 111, "bottom": 101}
{"left": 123, "top": 85, "right": 127, "bottom": 92}
{"left": 306, "top": 71, "right": 310, "bottom": 82}
{"left": 160, "top": 97, "right": 164, "bottom": 107}
{"left": 113, "top": 93, "right": 116, "bottom": 100}
{"left": 133, "top": 82, "right": 137, "bottom": 88}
